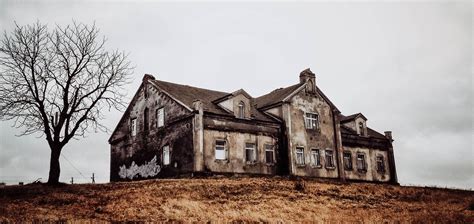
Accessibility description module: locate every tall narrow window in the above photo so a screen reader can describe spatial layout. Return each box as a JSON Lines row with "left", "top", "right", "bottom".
{"left": 325, "top": 150, "right": 335, "bottom": 168}
{"left": 144, "top": 108, "right": 149, "bottom": 132}
{"left": 156, "top": 107, "right": 164, "bottom": 128}
{"left": 376, "top": 155, "right": 385, "bottom": 173}
{"left": 130, "top": 118, "right": 137, "bottom": 136}
{"left": 296, "top": 147, "right": 305, "bottom": 165}
{"left": 304, "top": 113, "right": 319, "bottom": 130}
{"left": 307, "top": 80, "right": 314, "bottom": 93}
{"left": 311, "top": 149, "right": 321, "bottom": 167}
{"left": 162, "top": 145, "right": 170, "bottom": 165}
{"left": 358, "top": 122, "right": 365, "bottom": 136}
{"left": 215, "top": 140, "right": 227, "bottom": 160}
{"left": 238, "top": 101, "right": 245, "bottom": 118}
{"left": 357, "top": 153, "right": 367, "bottom": 172}
{"left": 343, "top": 151, "right": 352, "bottom": 170}
{"left": 265, "top": 144, "right": 275, "bottom": 164}
{"left": 245, "top": 143, "right": 256, "bottom": 162}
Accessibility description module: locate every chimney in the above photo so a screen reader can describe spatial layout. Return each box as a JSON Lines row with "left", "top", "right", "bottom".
{"left": 299, "top": 68, "right": 316, "bottom": 92}
{"left": 384, "top": 131, "right": 393, "bottom": 141}
{"left": 143, "top": 74, "right": 155, "bottom": 82}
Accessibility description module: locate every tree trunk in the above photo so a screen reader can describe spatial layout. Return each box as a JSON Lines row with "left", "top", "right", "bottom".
{"left": 47, "top": 146, "right": 62, "bottom": 185}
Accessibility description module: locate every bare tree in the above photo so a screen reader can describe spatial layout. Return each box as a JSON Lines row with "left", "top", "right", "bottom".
{"left": 0, "top": 22, "right": 133, "bottom": 184}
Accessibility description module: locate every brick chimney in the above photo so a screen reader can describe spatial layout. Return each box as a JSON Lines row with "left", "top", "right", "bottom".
{"left": 300, "top": 68, "right": 316, "bottom": 93}
{"left": 384, "top": 131, "right": 393, "bottom": 141}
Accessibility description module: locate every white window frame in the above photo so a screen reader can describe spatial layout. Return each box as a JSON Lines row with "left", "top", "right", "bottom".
{"left": 304, "top": 112, "right": 319, "bottom": 130}
{"left": 325, "top": 150, "right": 335, "bottom": 168}
{"left": 215, "top": 140, "right": 227, "bottom": 160}
{"left": 310, "top": 149, "right": 321, "bottom": 167}
{"left": 238, "top": 101, "right": 245, "bottom": 119}
{"left": 157, "top": 107, "right": 164, "bottom": 128}
{"left": 295, "top": 147, "right": 305, "bottom": 165}
{"left": 131, "top": 118, "right": 137, "bottom": 136}
{"left": 356, "top": 153, "right": 367, "bottom": 172}
{"left": 265, "top": 144, "right": 275, "bottom": 164}
{"left": 245, "top": 143, "right": 256, "bottom": 162}
{"left": 162, "top": 145, "right": 170, "bottom": 165}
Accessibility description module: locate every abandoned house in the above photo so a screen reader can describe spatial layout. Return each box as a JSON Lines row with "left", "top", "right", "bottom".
{"left": 109, "top": 68, "right": 398, "bottom": 184}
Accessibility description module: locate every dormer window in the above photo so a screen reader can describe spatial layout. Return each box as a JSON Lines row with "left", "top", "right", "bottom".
{"left": 306, "top": 80, "right": 314, "bottom": 93}
{"left": 238, "top": 101, "right": 245, "bottom": 118}
{"left": 358, "top": 122, "right": 365, "bottom": 136}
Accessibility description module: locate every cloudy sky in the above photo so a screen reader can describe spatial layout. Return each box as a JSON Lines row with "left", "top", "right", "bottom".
{"left": 0, "top": 1, "right": 472, "bottom": 188}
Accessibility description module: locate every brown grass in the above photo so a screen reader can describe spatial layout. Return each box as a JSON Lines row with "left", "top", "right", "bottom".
{"left": 0, "top": 177, "right": 472, "bottom": 222}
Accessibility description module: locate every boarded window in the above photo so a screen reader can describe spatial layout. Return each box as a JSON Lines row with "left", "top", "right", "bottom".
{"left": 131, "top": 118, "right": 137, "bottom": 136}
{"left": 162, "top": 145, "right": 170, "bottom": 165}
{"left": 144, "top": 108, "right": 149, "bottom": 132}
{"left": 296, "top": 147, "right": 305, "bottom": 165}
{"left": 311, "top": 149, "right": 321, "bottom": 167}
{"left": 215, "top": 140, "right": 227, "bottom": 160}
{"left": 376, "top": 155, "right": 385, "bottom": 173}
{"left": 357, "top": 153, "right": 367, "bottom": 171}
{"left": 343, "top": 151, "right": 352, "bottom": 170}
{"left": 238, "top": 101, "right": 245, "bottom": 119}
{"left": 265, "top": 144, "right": 274, "bottom": 164}
{"left": 156, "top": 107, "right": 164, "bottom": 128}
{"left": 245, "top": 143, "right": 256, "bottom": 162}
{"left": 325, "top": 150, "right": 335, "bottom": 168}
{"left": 304, "top": 113, "right": 319, "bottom": 130}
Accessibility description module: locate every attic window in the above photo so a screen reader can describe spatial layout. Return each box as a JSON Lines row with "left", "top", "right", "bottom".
{"left": 306, "top": 80, "right": 314, "bottom": 93}
{"left": 358, "top": 122, "right": 365, "bottom": 136}
{"left": 130, "top": 118, "right": 137, "bottom": 136}
{"left": 238, "top": 101, "right": 245, "bottom": 118}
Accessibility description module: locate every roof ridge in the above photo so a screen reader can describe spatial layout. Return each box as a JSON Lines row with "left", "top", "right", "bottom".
{"left": 153, "top": 79, "right": 230, "bottom": 95}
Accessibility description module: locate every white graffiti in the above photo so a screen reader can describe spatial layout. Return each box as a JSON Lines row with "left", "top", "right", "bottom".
{"left": 118, "top": 155, "right": 161, "bottom": 179}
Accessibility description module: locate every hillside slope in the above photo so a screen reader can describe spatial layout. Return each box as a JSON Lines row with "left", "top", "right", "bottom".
{"left": 0, "top": 177, "right": 473, "bottom": 222}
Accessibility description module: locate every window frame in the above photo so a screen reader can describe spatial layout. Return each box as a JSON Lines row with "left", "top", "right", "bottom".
{"left": 343, "top": 151, "right": 352, "bottom": 170}
{"left": 156, "top": 107, "right": 165, "bottom": 128}
{"left": 264, "top": 144, "right": 275, "bottom": 164}
{"left": 356, "top": 153, "right": 367, "bottom": 172}
{"left": 162, "top": 145, "right": 170, "bottom": 166}
{"left": 238, "top": 101, "right": 245, "bottom": 119}
{"left": 358, "top": 122, "right": 365, "bottom": 136}
{"left": 376, "top": 155, "right": 386, "bottom": 174}
{"left": 245, "top": 142, "right": 257, "bottom": 163}
{"left": 130, "top": 118, "right": 137, "bottom": 136}
{"left": 304, "top": 112, "right": 319, "bottom": 130}
{"left": 310, "top": 149, "right": 321, "bottom": 168}
{"left": 295, "top": 147, "right": 305, "bottom": 165}
{"left": 215, "top": 139, "right": 227, "bottom": 160}
{"left": 325, "top": 149, "right": 335, "bottom": 169}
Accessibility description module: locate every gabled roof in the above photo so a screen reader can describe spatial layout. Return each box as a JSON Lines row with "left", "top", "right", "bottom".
{"left": 339, "top": 113, "right": 367, "bottom": 123}
{"left": 340, "top": 125, "right": 391, "bottom": 150}
{"left": 150, "top": 79, "right": 275, "bottom": 122}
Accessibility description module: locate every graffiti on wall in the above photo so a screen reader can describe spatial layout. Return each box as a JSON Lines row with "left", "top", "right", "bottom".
{"left": 118, "top": 155, "right": 161, "bottom": 179}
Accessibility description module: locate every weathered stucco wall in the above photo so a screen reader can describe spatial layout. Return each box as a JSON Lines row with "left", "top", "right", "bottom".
{"left": 110, "top": 82, "right": 194, "bottom": 181}
{"left": 285, "top": 90, "right": 339, "bottom": 178}
{"left": 342, "top": 146, "right": 391, "bottom": 182}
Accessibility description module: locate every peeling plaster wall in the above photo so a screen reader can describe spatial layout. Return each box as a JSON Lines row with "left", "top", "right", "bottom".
{"left": 342, "top": 146, "right": 391, "bottom": 182}
{"left": 110, "top": 82, "right": 194, "bottom": 181}
{"left": 285, "top": 90, "right": 339, "bottom": 178}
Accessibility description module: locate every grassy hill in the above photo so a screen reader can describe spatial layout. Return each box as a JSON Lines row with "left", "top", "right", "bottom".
{"left": 0, "top": 177, "right": 473, "bottom": 222}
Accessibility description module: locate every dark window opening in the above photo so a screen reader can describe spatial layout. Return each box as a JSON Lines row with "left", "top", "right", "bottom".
{"left": 343, "top": 152, "right": 352, "bottom": 170}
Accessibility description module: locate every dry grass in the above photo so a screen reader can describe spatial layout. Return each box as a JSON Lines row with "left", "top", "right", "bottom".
{"left": 0, "top": 177, "right": 472, "bottom": 222}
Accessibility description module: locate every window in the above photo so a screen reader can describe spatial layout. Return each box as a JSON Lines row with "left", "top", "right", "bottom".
{"left": 311, "top": 149, "right": 321, "bottom": 167}
{"left": 307, "top": 80, "right": 314, "bottom": 93}
{"left": 144, "top": 108, "right": 149, "bottom": 132}
{"left": 238, "top": 101, "right": 245, "bottom": 118}
{"left": 357, "top": 153, "right": 367, "bottom": 172}
{"left": 131, "top": 118, "right": 137, "bottom": 136}
{"left": 156, "top": 107, "right": 164, "bottom": 128}
{"left": 358, "top": 122, "right": 364, "bottom": 136}
{"left": 325, "top": 150, "right": 335, "bottom": 168}
{"left": 265, "top": 144, "right": 275, "bottom": 164}
{"left": 245, "top": 143, "right": 256, "bottom": 162}
{"left": 343, "top": 152, "right": 352, "bottom": 170}
{"left": 376, "top": 155, "right": 385, "bottom": 173}
{"left": 162, "top": 145, "right": 170, "bottom": 165}
{"left": 304, "top": 113, "right": 319, "bottom": 130}
{"left": 215, "top": 140, "right": 227, "bottom": 160}
{"left": 296, "top": 147, "right": 305, "bottom": 165}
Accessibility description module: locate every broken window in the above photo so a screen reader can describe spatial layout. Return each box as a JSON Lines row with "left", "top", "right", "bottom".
{"left": 296, "top": 147, "right": 305, "bottom": 165}
{"left": 376, "top": 155, "right": 385, "bottom": 173}
{"left": 144, "top": 108, "right": 149, "bottom": 132}
{"left": 130, "top": 118, "right": 137, "bottom": 136}
{"left": 311, "top": 149, "right": 321, "bottom": 167}
{"left": 304, "top": 113, "right": 319, "bottom": 130}
{"left": 245, "top": 143, "right": 256, "bottom": 162}
{"left": 343, "top": 151, "right": 352, "bottom": 170}
{"left": 156, "top": 107, "right": 164, "bottom": 128}
{"left": 265, "top": 144, "right": 275, "bottom": 164}
{"left": 357, "top": 153, "right": 367, "bottom": 172}
{"left": 238, "top": 101, "right": 245, "bottom": 118}
{"left": 358, "top": 122, "right": 365, "bottom": 136}
{"left": 215, "top": 140, "right": 227, "bottom": 160}
{"left": 162, "top": 145, "right": 170, "bottom": 165}
{"left": 325, "top": 150, "right": 335, "bottom": 168}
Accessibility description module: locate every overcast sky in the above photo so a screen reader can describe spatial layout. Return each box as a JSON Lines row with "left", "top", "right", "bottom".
{"left": 0, "top": 0, "right": 472, "bottom": 189}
